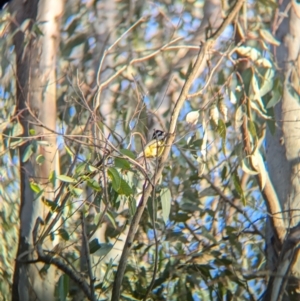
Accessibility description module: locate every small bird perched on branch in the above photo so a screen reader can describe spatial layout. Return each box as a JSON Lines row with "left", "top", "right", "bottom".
{"left": 136, "top": 130, "right": 166, "bottom": 160}
{"left": 134, "top": 129, "right": 167, "bottom": 184}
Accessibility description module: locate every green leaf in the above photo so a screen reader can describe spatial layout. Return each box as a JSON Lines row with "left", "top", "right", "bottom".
{"left": 267, "top": 89, "right": 281, "bottom": 108}
{"left": 107, "top": 167, "right": 133, "bottom": 196}
{"left": 30, "top": 182, "right": 42, "bottom": 193}
{"left": 89, "top": 238, "right": 101, "bottom": 254}
{"left": 32, "top": 23, "right": 44, "bottom": 36}
{"left": 171, "top": 213, "right": 190, "bottom": 222}
{"left": 89, "top": 238, "right": 113, "bottom": 256}
{"left": 70, "top": 186, "right": 83, "bottom": 197}
{"left": 75, "top": 162, "right": 86, "bottom": 175}
{"left": 65, "top": 16, "right": 79, "bottom": 35}
{"left": 199, "top": 187, "right": 218, "bottom": 198}
{"left": 58, "top": 228, "right": 69, "bottom": 241}
{"left": 248, "top": 120, "right": 257, "bottom": 141}
{"left": 102, "top": 258, "right": 114, "bottom": 283}
{"left": 49, "top": 170, "right": 56, "bottom": 187}
{"left": 241, "top": 68, "right": 253, "bottom": 96}
{"left": 62, "top": 33, "right": 87, "bottom": 56}
{"left": 267, "top": 77, "right": 282, "bottom": 108}
{"left": 217, "top": 119, "right": 226, "bottom": 154}
{"left": 129, "top": 196, "right": 136, "bottom": 216}
{"left": 22, "top": 144, "right": 34, "bottom": 162}
{"left": 87, "top": 164, "right": 98, "bottom": 172}
{"left": 57, "top": 274, "right": 69, "bottom": 301}
{"left": 235, "top": 105, "right": 245, "bottom": 129}
{"left": 221, "top": 165, "right": 227, "bottom": 181}
{"left": 39, "top": 263, "right": 50, "bottom": 276}
{"left": 118, "top": 179, "right": 133, "bottom": 196}
{"left": 196, "top": 264, "right": 214, "bottom": 278}
{"left": 86, "top": 179, "right": 101, "bottom": 191}
{"left": 64, "top": 144, "right": 74, "bottom": 159}
{"left": 11, "top": 122, "right": 23, "bottom": 137}
{"left": 266, "top": 107, "right": 276, "bottom": 135}
{"left": 36, "top": 154, "right": 45, "bottom": 165}
{"left": 160, "top": 188, "right": 171, "bottom": 224}
{"left": 188, "top": 139, "right": 203, "bottom": 149}
{"left": 29, "top": 129, "right": 36, "bottom": 136}
{"left": 186, "top": 60, "right": 194, "bottom": 76}
{"left": 120, "top": 293, "right": 140, "bottom": 301}
{"left": 115, "top": 157, "right": 131, "bottom": 170}
{"left": 57, "top": 174, "right": 77, "bottom": 183}
{"left": 147, "top": 196, "right": 157, "bottom": 222}
{"left": 42, "top": 198, "right": 59, "bottom": 211}
{"left": 250, "top": 74, "right": 267, "bottom": 113}
{"left": 120, "top": 149, "right": 136, "bottom": 159}
{"left": 9, "top": 138, "right": 22, "bottom": 149}
{"left": 232, "top": 172, "right": 246, "bottom": 205}
{"left": 105, "top": 210, "right": 117, "bottom": 229}
{"left": 108, "top": 167, "right": 121, "bottom": 191}
{"left": 259, "top": 68, "right": 274, "bottom": 97}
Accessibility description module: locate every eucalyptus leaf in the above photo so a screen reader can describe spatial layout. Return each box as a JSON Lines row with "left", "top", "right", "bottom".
{"left": 160, "top": 188, "right": 171, "bottom": 224}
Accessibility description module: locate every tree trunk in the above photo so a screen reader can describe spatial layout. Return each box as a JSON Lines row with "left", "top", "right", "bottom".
{"left": 265, "top": 0, "right": 300, "bottom": 299}
{"left": 11, "top": 1, "right": 63, "bottom": 300}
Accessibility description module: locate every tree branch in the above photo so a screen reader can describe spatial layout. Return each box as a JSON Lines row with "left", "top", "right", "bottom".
{"left": 32, "top": 218, "right": 94, "bottom": 301}
{"left": 111, "top": 1, "right": 245, "bottom": 300}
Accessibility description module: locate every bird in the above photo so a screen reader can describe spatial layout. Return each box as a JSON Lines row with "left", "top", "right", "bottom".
{"left": 135, "top": 129, "right": 167, "bottom": 181}
{"left": 136, "top": 130, "right": 166, "bottom": 160}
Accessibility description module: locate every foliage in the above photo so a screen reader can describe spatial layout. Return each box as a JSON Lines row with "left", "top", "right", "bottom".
{"left": 0, "top": 0, "right": 282, "bottom": 300}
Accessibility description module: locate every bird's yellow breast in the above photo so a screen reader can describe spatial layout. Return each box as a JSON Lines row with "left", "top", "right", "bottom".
{"left": 143, "top": 140, "right": 165, "bottom": 158}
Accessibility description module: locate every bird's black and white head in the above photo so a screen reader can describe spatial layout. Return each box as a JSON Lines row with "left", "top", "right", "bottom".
{"left": 151, "top": 130, "right": 165, "bottom": 141}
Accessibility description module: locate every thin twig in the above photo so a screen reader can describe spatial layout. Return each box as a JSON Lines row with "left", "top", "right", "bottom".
{"left": 94, "top": 37, "right": 182, "bottom": 112}
{"left": 33, "top": 116, "right": 92, "bottom": 243}
{"left": 187, "top": 43, "right": 239, "bottom": 99}
{"left": 88, "top": 140, "right": 110, "bottom": 239}
{"left": 96, "top": 16, "right": 148, "bottom": 87}
{"left": 143, "top": 160, "right": 160, "bottom": 301}
{"left": 202, "top": 173, "right": 264, "bottom": 238}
